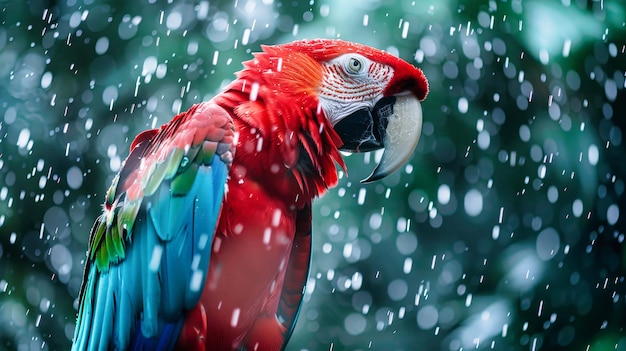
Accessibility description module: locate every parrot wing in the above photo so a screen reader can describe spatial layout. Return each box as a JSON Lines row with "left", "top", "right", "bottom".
{"left": 72, "top": 102, "right": 236, "bottom": 351}
{"left": 277, "top": 205, "right": 313, "bottom": 347}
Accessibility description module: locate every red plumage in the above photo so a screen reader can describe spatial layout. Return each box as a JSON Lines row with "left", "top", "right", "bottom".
{"left": 73, "top": 38, "right": 428, "bottom": 351}
{"left": 174, "top": 43, "right": 342, "bottom": 350}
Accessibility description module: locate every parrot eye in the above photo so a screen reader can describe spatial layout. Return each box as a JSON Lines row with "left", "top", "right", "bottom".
{"left": 346, "top": 57, "right": 364, "bottom": 74}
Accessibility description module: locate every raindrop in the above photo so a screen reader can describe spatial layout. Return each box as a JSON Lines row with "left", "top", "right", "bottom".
{"left": 149, "top": 245, "right": 163, "bottom": 272}
{"left": 166, "top": 11, "right": 183, "bottom": 30}
{"left": 396, "top": 217, "right": 408, "bottom": 232}
{"left": 539, "top": 49, "right": 550, "bottom": 64}
{"left": 458, "top": 97, "right": 469, "bottom": 114}
{"left": 67, "top": 166, "right": 83, "bottom": 189}
{"left": 369, "top": 213, "right": 382, "bottom": 230}
{"left": 562, "top": 39, "right": 571, "bottom": 57}
{"left": 187, "top": 41, "right": 198, "bottom": 55}
{"left": 41, "top": 71, "right": 53, "bottom": 89}
{"left": 437, "top": 184, "right": 451, "bottom": 205}
{"left": 242, "top": 28, "right": 251, "bottom": 45}
{"left": 156, "top": 63, "right": 167, "bottom": 79}
{"left": 492, "top": 225, "right": 500, "bottom": 239}
{"left": 322, "top": 242, "right": 332, "bottom": 254}
{"left": 401, "top": 21, "right": 410, "bottom": 39}
{"left": 196, "top": 1, "right": 210, "bottom": 19}
{"left": 420, "top": 36, "right": 437, "bottom": 57}
{"left": 477, "top": 130, "right": 490, "bottom": 150}
{"left": 462, "top": 37, "right": 480, "bottom": 59}
{"left": 102, "top": 85, "right": 118, "bottom": 106}
{"left": 319, "top": 4, "right": 330, "bottom": 17}
{"left": 142, "top": 56, "right": 158, "bottom": 76}
{"left": 357, "top": 188, "right": 367, "bottom": 205}
{"left": 69, "top": 11, "right": 84, "bottom": 28}
{"left": 536, "top": 227, "right": 560, "bottom": 261}
{"left": 16, "top": 128, "right": 30, "bottom": 148}
{"left": 607, "top": 204, "right": 619, "bottom": 225}
{"left": 588, "top": 144, "right": 599, "bottom": 165}
{"left": 95, "top": 37, "right": 109, "bottom": 55}
{"left": 249, "top": 82, "right": 260, "bottom": 101}
{"left": 388, "top": 279, "right": 408, "bottom": 301}
{"left": 464, "top": 189, "right": 483, "bottom": 217}
{"left": 477, "top": 11, "right": 490, "bottom": 28}
{"left": 414, "top": 49, "right": 424, "bottom": 63}
{"left": 49, "top": 244, "right": 72, "bottom": 275}
{"left": 4, "top": 107, "right": 17, "bottom": 124}
{"left": 548, "top": 102, "right": 560, "bottom": 120}
{"left": 396, "top": 232, "right": 417, "bottom": 255}
{"left": 547, "top": 186, "right": 558, "bottom": 203}
{"left": 230, "top": 308, "right": 241, "bottom": 327}
{"left": 566, "top": 70, "right": 581, "bottom": 90}
{"left": 403, "top": 257, "right": 413, "bottom": 274}
{"left": 519, "top": 125, "right": 531, "bottom": 141}
{"left": 344, "top": 313, "right": 367, "bottom": 335}
{"left": 492, "top": 38, "right": 507, "bottom": 55}
{"left": 263, "top": 228, "right": 272, "bottom": 245}
{"left": 538, "top": 164, "right": 547, "bottom": 179}
{"left": 189, "top": 271, "right": 203, "bottom": 292}
{"left": 416, "top": 305, "right": 438, "bottom": 330}
{"left": 38, "top": 175, "right": 47, "bottom": 189}
{"left": 604, "top": 79, "right": 617, "bottom": 101}
{"left": 351, "top": 272, "right": 363, "bottom": 290}
{"left": 443, "top": 61, "right": 458, "bottom": 79}
{"left": 572, "top": 199, "right": 583, "bottom": 217}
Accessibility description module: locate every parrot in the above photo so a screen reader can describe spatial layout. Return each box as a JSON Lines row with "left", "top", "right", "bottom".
{"left": 72, "top": 38, "right": 428, "bottom": 351}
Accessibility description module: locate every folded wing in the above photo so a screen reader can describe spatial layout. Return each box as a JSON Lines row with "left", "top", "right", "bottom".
{"left": 72, "top": 102, "right": 235, "bottom": 351}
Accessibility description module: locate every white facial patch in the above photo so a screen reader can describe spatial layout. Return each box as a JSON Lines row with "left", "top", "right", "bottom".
{"left": 317, "top": 54, "right": 394, "bottom": 125}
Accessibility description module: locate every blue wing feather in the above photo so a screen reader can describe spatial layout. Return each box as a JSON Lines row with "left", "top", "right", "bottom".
{"left": 72, "top": 102, "right": 235, "bottom": 351}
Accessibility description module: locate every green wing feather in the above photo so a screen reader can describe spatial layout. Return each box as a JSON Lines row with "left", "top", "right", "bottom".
{"left": 73, "top": 102, "right": 236, "bottom": 351}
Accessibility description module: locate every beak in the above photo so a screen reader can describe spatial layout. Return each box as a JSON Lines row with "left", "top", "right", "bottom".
{"left": 334, "top": 93, "right": 423, "bottom": 183}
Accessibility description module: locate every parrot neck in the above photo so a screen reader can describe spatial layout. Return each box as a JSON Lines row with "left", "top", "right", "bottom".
{"left": 213, "top": 80, "right": 346, "bottom": 204}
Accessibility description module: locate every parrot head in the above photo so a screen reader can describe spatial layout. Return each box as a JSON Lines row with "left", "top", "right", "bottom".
{"left": 243, "top": 39, "right": 428, "bottom": 183}
{"left": 287, "top": 39, "right": 428, "bottom": 183}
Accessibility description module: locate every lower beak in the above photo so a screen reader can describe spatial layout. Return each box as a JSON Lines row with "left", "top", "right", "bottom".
{"left": 334, "top": 94, "right": 423, "bottom": 183}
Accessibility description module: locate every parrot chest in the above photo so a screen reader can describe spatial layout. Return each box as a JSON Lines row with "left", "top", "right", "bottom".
{"left": 196, "top": 178, "right": 299, "bottom": 349}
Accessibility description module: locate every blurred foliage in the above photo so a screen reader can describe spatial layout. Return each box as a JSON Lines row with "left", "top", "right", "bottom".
{"left": 0, "top": 0, "right": 625, "bottom": 350}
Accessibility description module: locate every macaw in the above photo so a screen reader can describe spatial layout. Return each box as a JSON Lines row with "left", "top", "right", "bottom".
{"left": 72, "top": 39, "right": 428, "bottom": 351}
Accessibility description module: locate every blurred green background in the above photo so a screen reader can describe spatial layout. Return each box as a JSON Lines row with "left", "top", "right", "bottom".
{"left": 1, "top": 0, "right": 625, "bottom": 350}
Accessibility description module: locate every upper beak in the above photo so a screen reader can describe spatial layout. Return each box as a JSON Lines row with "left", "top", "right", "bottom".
{"left": 333, "top": 93, "right": 423, "bottom": 183}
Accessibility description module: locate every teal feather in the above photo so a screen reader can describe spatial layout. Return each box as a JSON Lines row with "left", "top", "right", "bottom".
{"left": 116, "top": 265, "right": 132, "bottom": 348}
{"left": 89, "top": 272, "right": 108, "bottom": 351}
{"left": 72, "top": 102, "right": 235, "bottom": 351}
{"left": 141, "top": 214, "right": 160, "bottom": 337}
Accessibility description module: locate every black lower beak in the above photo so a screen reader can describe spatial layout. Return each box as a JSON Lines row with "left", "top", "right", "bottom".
{"left": 333, "top": 94, "right": 423, "bottom": 183}
{"left": 334, "top": 96, "right": 396, "bottom": 153}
